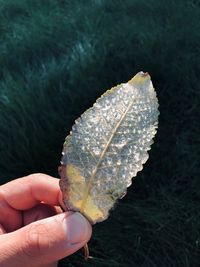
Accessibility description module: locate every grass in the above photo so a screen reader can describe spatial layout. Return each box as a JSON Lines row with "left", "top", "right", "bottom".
{"left": 0, "top": 0, "right": 200, "bottom": 266}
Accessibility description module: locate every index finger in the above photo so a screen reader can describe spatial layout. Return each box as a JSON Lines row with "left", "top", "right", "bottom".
{"left": 0, "top": 173, "right": 61, "bottom": 210}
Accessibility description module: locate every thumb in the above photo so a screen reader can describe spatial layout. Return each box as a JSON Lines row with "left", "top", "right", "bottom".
{"left": 0, "top": 212, "right": 92, "bottom": 267}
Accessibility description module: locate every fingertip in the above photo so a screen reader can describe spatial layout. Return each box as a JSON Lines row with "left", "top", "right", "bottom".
{"left": 63, "top": 212, "right": 92, "bottom": 245}
{"left": 1, "top": 173, "right": 61, "bottom": 210}
{"left": 57, "top": 212, "right": 92, "bottom": 259}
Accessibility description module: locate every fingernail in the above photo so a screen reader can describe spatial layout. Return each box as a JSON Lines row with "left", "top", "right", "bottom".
{"left": 63, "top": 212, "right": 90, "bottom": 245}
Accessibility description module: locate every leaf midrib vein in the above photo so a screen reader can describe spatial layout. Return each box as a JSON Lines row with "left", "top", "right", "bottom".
{"left": 80, "top": 100, "right": 133, "bottom": 213}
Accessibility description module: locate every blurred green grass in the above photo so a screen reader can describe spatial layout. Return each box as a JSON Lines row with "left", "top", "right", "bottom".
{"left": 0, "top": 0, "right": 200, "bottom": 266}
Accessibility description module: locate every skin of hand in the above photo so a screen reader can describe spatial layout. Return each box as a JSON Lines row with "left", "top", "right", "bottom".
{"left": 0, "top": 173, "right": 92, "bottom": 267}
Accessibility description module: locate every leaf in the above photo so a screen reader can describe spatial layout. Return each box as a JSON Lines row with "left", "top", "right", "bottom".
{"left": 59, "top": 71, "right": 159, "bottom": 224}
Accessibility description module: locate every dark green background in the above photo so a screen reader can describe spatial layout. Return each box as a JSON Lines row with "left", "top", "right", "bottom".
{"left": 0, "top": 0, "right": 200, "bottom": 266}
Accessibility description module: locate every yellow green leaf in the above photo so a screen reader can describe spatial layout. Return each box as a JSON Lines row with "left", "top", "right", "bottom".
{"left": 59, "top": 71, "right": 159, "bottom": 224}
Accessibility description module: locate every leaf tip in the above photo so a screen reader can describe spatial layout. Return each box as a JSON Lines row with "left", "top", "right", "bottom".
{"left": 128, "top": 71, "right": 151, "bottom": 87}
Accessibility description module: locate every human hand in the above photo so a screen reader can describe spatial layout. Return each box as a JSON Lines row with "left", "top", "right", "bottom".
{"left": 0, "top": 173, "right": 92, "bottom": 267}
